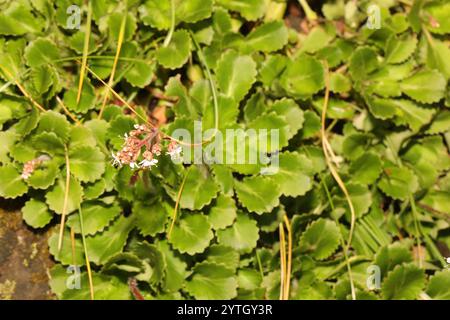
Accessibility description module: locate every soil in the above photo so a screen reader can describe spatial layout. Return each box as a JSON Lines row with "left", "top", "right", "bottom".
{"left": 0, "top": 200, "right": 54, "bottom": 300}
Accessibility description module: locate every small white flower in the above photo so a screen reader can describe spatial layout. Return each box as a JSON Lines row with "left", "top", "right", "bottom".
{"left": 446, "top": 257, "right": 450, "bottom": 264}
{"left": 139, "top": 158, "right": 158, "bottom": 169}
{"left": 129, "top": 162, "right": 140, "bottom": 169}
{"left": 21, "top": 173, "right": 31, "bottom": 180}
{"left": 111, "top": 152, "right": 122, "bottom": 167}
{"left": 166, "top": 145, "right": 182, "bottom": 161}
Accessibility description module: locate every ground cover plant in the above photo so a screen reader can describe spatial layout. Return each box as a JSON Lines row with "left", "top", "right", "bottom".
{"left": 0, "top": 0, "right": 449, "bottom": 300}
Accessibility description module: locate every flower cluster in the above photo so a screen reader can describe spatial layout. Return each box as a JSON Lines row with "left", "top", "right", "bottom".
{"left": 111, "top": 124, "right": 182, "bottom": 170}
{"left": 21, "top": 155, "right": 50, "bottom": 180}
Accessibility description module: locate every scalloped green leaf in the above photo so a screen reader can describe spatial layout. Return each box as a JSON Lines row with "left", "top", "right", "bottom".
{"left": 133, "top": 201, "right": 168, "bottom": 237}
{"left": 185, "top": 262, "right": 237, "bottom": 300}
{"left": 45, "top": 176, "right": 83, "bottom": 215}
{"left": 385, "top": 34, "right": 417, "bottom": 64}
{"left": 0, "top": 2, "right": 44, "bottom": 36}
{"left": 157, "top": 240, "right": 189, "bottom": 292}
{"left": 63, "top": 78, "right": 96, "bottom": 114}
{"left": 26, "top": 159, "right": 59, "bottom": 190}
{"left": 37, "top": 110, "right": 70, "bottom": 142}
{"left": 156, "top": 30, "right": 191, "bottom": 69}
{"left": 378, "top": 165, "right": 419, "bottom": 200}
{"left": 280, "top": 54, "right": 325, "bottom": 99}
{"left": 69, "top": 146, "right": 105, "bottom": 183}
{"left": 400, "top": 70, "right": 446, "bottom": 104}
{"left": 179, "top": 165, "right": 219, "bottom": 210}
{"left": 209, "top": 194, "right": 236, "bottom": 230}
{"left": 0, "top": 165, "right": 27, "bottom": 198}
{"left": 66, "top": 202, "right": 122, "bottom": 236}
{"left": 169, "top": 213, "right": 213, "bottom": 255}
{"left": 139, "top": 0, "right": 213, "bottom": 30}
{"left": 348, "top": 152, "right": 383, "bottom": 185}
{"left": 217, "top": 213, "right": 259, "bottom": 253}
{"left": 299, "top": 218, "right": 340, "bottom": 260}
{"left": 216, "top": 50, "right": 257, "bottom": 103}
{"left": 22, "top": 198, "right": 53, "bottom": 228}
{"left": 382, "top": 263, "right": 425, "bottom": 300}
{"left": 85, "top": 215, "right": 135, "bottom": 265}
{"left": 216, "top": 0, "right": 266, "bottom": 21}
{"left": 426, "top": 270, "right": 450, "bottom": 300}
{"left": 48, "top": 228, "right": 85, "bottom": 266}
{"left": 234, "top": 176, "right": 280, "bottom": 214}
{"left": 270, "top": 152, "right": 313, "bottom": 197}
{"left": 24, "top": 38, "right": 59, "bottom": 68}
{"left": 245, "top": 21, "right": 288, "bottom": 53}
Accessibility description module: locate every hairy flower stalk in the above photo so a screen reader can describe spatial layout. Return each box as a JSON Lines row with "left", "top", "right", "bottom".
{"left": 111, "top": 124, "right": 182, "bottom": 169}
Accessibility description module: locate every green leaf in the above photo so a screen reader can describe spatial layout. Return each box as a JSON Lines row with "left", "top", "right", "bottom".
{"left": 385, "top": 34, "right": 417, "bottom": 64}
{"left": 217, "top": 213, "right": 259, "bottom": 253}
{"left": 280, "top": 54, "right": 325, "bottom": 99}
{"left": 329, "top": 73, "right": 352, "bottom": 93}
{"left": 185, "top": 262, "right": 237, "bottom": 299}
{"left": 139, "top": 0, "right": 213, "bottom": 30}
{"left": 133, "top": 201, "right": 168, "bottom": 237}
{"left": 62, "top": 272, "right": 131, "bottom": 300}
{"left": 63, "top": 78, "right": 96, "bottom": 113}
{"left": 216, "top": 50, "right": 257, "bottom": 103}
{"left": 45, "top": 177, "right": 83, "bottom": 215}
{"left": 37, "top": 110, "right": 70, "bottom": 142}
{"left": 424, "top": 1, "right": 450, "bottom": 35}
{"left": 234, "top": 176, "right": 280, "bottom": 214}
{"left": 124, "top": 61, "right": 154, "bottom": 88}
{"left": 271, "top": 99, "right": 304, "bottom": 139}
{"left": 129, "top": 240, "right": 165, "bottom": 285}
{"left": 179, "top": 165, "right": 219, "bottom": 210}
{"left": 378, "top": 165, "right": 419, "bottom": 200}
{"left": 86, "top": 215, "right": 135, "bottom": 265}
{"left": 245, "top": 21, "right": 288, "bottom": 52}
{"left": 426, "top": 270, "right": 450, "bottom": 300}
{"left": 400, "top": 70, "right": 446, "bottom": 103}
{"left": 22, "top": 198, "right": 53, "bottom": 228}
{"left": 216, "top": 0, "right": 267, "bottom": 21}
{"left": 246, "top": 111, "right": 290, "bottom": 151}
{"left": 156, "top": 29, "right": 191, "bottom": 69}
{"left": 349, "top": 47, "right": 379, "bottom": 81}
{"left": 270, "top": 152, "right": 313, "bottom": 197}
{"left": 368, "top": 98, "right": 435, "bottom": 131}
{"left": 24, "top": 38, "right": 59, "bottom": 68}
{"left": 33, "top": 132, "right": 65, "bottom": 155}
{"left": 29, "top": 65, "right": 54, "bottom": 96}
{"left": 0, "top": 131, "right": 17, "bottom": 163}
{"left": 299, "top": 218, "right": 340, "bottom": 260}
{"left": 69, "top": 146, "right": 105, "bottom": 183}
{"left": 206, "top": 245, "right": 240, "bottom": 271}
{"left": 165, "top": 76, "right": 198, "bottom": 119}
{"left": 107, "top": 13, "right": 136, "bottom": 42}
{"left": 0, "top": 2, "right": 44, "bottom": 35}
{"left": 66, "top": 202, "right": 122, "bottom": 236}
{"left": 299, "top": 26, "right": 334, "bottom": 54}
{"left": 157, "top": 240, "right": 189, "bottom": 292}
{"left": 426, "top": 38, "right": 450, "bottom": 80}
{"left": 382, "top": 263, "right": 425, "bottom": 300}
{"left": 48, "top": 228, "right": 85, "bottom": 266}
{"left": 348, "top": 152, "right": 383, "bottom": 185}
{"left": 0, "top": 165, "right": 27, "bottom": 198}
{"left": 427, "top": 110, "right": 450, "bottom": 134}
{"left": 375, "top": 243, "right": 413, "bottom": 277}
{"left": 169, "top": 213, "right": 213, "bottom": 255}
{"left": 26, "top": 159, "right": 59, "bottom": 190}
{"left": 209, "top": 194, "right": 237, "bottom": 230}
